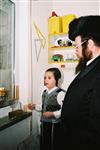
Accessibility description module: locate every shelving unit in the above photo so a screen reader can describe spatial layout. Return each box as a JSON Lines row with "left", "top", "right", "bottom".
{"left": 48, "top": 13, "right": 77, "bottom": 64}
{"left": 48, "top": 33, "right": 78, "bottom": 64}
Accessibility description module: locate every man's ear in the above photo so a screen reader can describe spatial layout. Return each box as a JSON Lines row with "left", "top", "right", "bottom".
{"left": 88, "top": 39, "right": 94, "bottom": 49}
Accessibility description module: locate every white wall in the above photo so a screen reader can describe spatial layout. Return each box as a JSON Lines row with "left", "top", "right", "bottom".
{"left": 30, "top": 1, "right": 53, "bottom": 104}
{"left": 12, "top": 0, "right": 52, "bottom": 105}
{"left": 52, "top": 1, "right": 99, "bottom": 16}
{"left": 12, "top": 0, "right": 100, "bottom": 105}
{"left": 12, "top": 0, "right": 31, "bottom": 105}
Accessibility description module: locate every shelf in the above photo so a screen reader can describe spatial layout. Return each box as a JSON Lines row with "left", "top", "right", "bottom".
{"left": 49, "top": 60, "right": 78, "bottom": 63}
{"left": 48, "top": 24, "right": 76, "bottom": 64}
{"left": 49, "top": 46, "right": 74, "bottom": 50}
{"left": 49, "top": 32, "right": 67, "bottom": 36}
{"left": 0, "top": 111, "right": 32, "bottom": 131}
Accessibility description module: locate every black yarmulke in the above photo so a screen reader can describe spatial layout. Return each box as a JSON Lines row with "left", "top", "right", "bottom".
{"left": 68, "top": 15, "right": 100, "bottom": 41}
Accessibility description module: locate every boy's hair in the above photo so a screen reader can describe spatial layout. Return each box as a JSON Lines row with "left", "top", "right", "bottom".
{"left": 46, "top": 67, "right": 61, "bottom": 86}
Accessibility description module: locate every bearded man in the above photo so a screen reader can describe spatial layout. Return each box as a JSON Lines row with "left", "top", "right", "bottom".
{"left": 61, "top": 15, "right": 100, "bottom": 150}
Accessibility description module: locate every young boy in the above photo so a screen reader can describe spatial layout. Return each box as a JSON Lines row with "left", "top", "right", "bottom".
{"left": 28, "top": 67, "right": 66, "bottom": 150}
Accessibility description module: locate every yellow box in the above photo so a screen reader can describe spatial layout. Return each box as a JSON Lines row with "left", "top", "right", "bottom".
{"left": 62, "top": 14, "right": 76, "bottom": 33}
{"left": 48, "top": 16, "right": 62, "bottom": 34}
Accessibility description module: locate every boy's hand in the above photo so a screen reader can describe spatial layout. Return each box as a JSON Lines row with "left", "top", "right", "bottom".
{"left": 42, "top": 111, "right": 54, "bottom": 118}
{"left": 27, "top": 103, "right": 35, "bottom": 110}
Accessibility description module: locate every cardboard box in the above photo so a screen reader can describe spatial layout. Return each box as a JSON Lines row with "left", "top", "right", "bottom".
{"left": 62, "top": 14, "right": 76, "bottom": 33}
{"left": 48, "top": 16, "right": 62, "bottom": 34}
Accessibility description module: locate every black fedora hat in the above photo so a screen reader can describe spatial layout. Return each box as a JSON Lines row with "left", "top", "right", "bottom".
{"left": 68, "top": 15, "right": 100, "bottom": 41}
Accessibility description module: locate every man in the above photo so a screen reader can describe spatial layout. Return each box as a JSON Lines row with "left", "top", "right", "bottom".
{"left": 61, "top": 15, "right": 100, "bottom": 150}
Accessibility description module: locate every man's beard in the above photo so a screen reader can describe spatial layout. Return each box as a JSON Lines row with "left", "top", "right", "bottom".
{"left": 75, "top": 58, "right": 86, "bottom": 74}
{"left": 75, "top": 48, "right": 92, "bottom": 74}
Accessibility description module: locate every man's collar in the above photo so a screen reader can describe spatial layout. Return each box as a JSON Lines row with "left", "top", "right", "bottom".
{"left": 86, "top": 54, "right": 100, "bottom": 66}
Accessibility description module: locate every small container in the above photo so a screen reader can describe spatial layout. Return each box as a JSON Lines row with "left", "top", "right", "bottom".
{"left": 0, "top": 87, "right": 5, "bottom": 96}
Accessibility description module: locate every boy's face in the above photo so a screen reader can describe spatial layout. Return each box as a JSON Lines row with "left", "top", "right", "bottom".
{"left": 44, "top": 71, "right": 56, "bottom": 90}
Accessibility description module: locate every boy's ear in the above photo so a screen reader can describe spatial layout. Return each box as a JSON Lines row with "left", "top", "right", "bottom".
{"left": 58, "top": 78, "right": 63, "bottom": 87}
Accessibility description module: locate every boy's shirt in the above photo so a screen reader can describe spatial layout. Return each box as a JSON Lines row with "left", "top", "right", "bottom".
{"left": 35, "top": 86, "right": 65, "bottom": 119}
